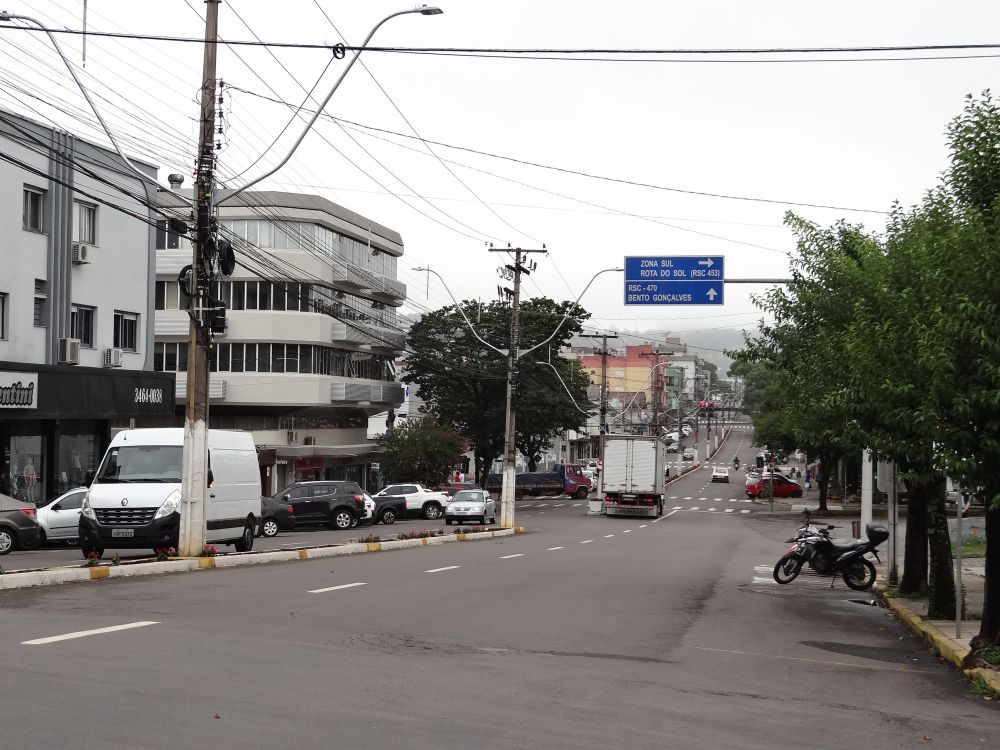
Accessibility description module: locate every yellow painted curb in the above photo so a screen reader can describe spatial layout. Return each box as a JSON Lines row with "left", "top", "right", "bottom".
{"left": 421, "top": 538, "right": 428, "bottom": 545}
{"left": 89, "top": 567, "right": 109, "bottom": 579}
{"left": 455, "top": 534, "right": 467, "bottom": 541}
{"left": 366, "top": 542, "right": 382, "bottom": 552}
{"left": 298, "top": 549, "right": 309, "bottom": 559}
{"left": 515, "top": 526, "right": 525, "bottom": 534}
{"left": 198, "top": 557, "right": 216, "bottom": 569}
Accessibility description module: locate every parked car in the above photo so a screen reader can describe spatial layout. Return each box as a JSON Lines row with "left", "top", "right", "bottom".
{"left": 259, "top": 495, "right": 295, "bottom": 538}
{"left": 711, "top": 467, "right": 730, "bottom": 483}
{"left": 270, "top": 481, "right": 367, "bottom": 530}
{"left": 745, "top": 472, "right": 803, "bottom": 499}
{"left": 681, "top": 425, "right": 692, "bottom": 437}
{"left": 374, "top": 483, "right": 452, "bottom": 519}
{"left": 35, "top": 487, "right": 88, "bottom": 544}
{"left": 0, "top": 492, "right": 41, "bottom": 555}
{"left": 367, "top": 492, "right": 406, "bottom": 525}
{"left": 682, "top": 448, "right": 695, "bottom": 461}
{"left": 665, "top": 442, "right": 680, "bottom": 453}
{"left": 444, "top": 489, "right": 496, "bottom": 525}
{"left": 433, "top": 481, "right": 480, "bottom": 498}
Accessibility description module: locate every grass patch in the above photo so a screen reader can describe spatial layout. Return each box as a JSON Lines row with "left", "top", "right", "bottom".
{"left": 970, "top": 673, "right": 1000, "bottom": 700}
{"left": 359, "top": 533, "right": 381, "bottom": 543}
{"left": 951, "top": 538, "right": 987, "bottom": 558}
{"left": 975, "top": 646, "right": 1000, "bottom": 667}
{"left": 396, "top": 529, "right": 444, "bottom": 540}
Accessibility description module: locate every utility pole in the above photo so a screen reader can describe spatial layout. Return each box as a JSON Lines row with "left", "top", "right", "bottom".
{"left": 178, "top": 1, "right": 221, "bottom": 557}
{"left": 584, "top": 331, "right": 618, "bottom": 493}
{"left": 640, "top": 349, "right": 671, "bottom": 438}
{"left": 491, "top": 246, "right": 547, "bottom": 529}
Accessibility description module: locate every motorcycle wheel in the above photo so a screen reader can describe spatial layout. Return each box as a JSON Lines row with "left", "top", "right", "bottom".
{"left": 842, "top": 559, "right": 877, "bottom": 590}
{"left": 772, "top": 554, "right": 803, "bottom": 584}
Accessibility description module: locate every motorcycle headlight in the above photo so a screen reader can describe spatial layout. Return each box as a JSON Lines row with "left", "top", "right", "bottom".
{"left": 81, "top": 493, "right": 96, "bottom": 521}
{"left": 154, "top": 489, "right": 183, "bottom": 519}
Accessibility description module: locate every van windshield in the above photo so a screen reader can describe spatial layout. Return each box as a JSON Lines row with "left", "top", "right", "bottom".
{"left": 95, "top": 445, "right": 183, "bottom": 483}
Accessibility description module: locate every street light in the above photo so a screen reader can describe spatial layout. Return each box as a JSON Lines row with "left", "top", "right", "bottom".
{"left": 219, "top": 5, "right": 443, "bottom": 204}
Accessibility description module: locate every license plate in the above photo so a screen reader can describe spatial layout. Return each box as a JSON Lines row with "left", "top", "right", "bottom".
{"left": 111, "top": 528, "right": 135, "bottom": 538}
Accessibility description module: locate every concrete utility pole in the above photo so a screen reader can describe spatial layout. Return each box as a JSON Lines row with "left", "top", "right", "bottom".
{"left": 640, "top": 349, "right": 672, "bottom": 437}
{"left": 491, "top": 247, "right": 547, "bottom": 529}
{"left": 178, "top": 1, "right": 221, "bottom": 557}
{"left": 585, "top": 331, "right": 618, "bottom": 495}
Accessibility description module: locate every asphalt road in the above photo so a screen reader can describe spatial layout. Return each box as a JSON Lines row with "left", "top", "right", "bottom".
{"left": 1, "top": 426, "right": 996, "bottom": 749}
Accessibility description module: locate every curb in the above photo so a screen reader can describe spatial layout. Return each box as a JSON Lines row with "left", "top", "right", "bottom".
{"left": 875, "top": 584, "right": 1000, "bottom": 694}
{"left": 0, "top": 527, "right": 524, "bottom": 592}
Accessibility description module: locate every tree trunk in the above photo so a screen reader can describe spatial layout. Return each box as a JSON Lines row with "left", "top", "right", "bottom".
{"left": 925, "top": 476, "right": 956, "bottom": 619}
{"left": 899, "top": 484, "right": 928, "bottom": 596}
{"left": 969, "top": 489, "right": 1000, "bottom": 654}
{"left": 817, "top": 453, "right": 830, "bottom": 513}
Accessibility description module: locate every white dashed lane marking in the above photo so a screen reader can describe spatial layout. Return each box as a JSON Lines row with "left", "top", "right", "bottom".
{"left": 604, "top": 534, "right": 615, "bottom": 538}
{"left": 547, "top": 546, "right": 564, "bottom": 551}
{"left": 500, "top": 554, "right": 524, "bottom": 559}
{"left": 22, "top": 621, "right": 159, "bottom": 646}
{"left": 309, "top": 582, "right": 368, "bottom": 594}
{"left": 425, "top": 565, "right": 461, "bottom": 573}
{"left": 581, "top": 539, "right": 594, "bottom": 544}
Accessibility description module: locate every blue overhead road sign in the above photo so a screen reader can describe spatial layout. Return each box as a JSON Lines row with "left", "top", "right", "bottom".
{"left": 625, "top": 280, "right": 723, "bottom": 306}
{"left": 624, "top": 255, "right": 725, "bottom": 305}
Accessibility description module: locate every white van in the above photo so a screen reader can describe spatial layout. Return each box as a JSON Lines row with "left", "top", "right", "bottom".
{"left": 79, "top": 428, "right": 261, "bottom": 559}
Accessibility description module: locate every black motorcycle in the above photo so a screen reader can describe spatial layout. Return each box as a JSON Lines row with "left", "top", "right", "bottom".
{"left": 772, "top": 522, "right": 888, "bottom": 591}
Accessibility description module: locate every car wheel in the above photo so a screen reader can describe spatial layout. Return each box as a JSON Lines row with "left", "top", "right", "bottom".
{"left": 380, "top": 508, "right": 397, "bottom": 525}
{"left": 423, "top": 502, "right": 442, "bottom": 520}
{"left": 0, "top": 528, "right": 15, "bottom": 555}
{"left": 261, "top": 518, "right": 280, "bottom": 538}
{"left": 332, "top": 510, "right": 354, "bottom": 530}
{"left": 234, "top": 520, "right": 255, "bottom": 552}
{"left": 38, "top": 528, "right": 47, "bottom": 546}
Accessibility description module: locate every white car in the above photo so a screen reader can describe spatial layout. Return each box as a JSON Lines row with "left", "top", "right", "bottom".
{"left": 711, "top": 467, "right": 730, "bottom": 483}
{"left": 444, "top": 490, "right": 496, "bottom": 526}
{"left": 681, "top": 425, "right": 692, "bottom": 437}
{"left": 36, "top": 487, "right": 88, "bottom": 544}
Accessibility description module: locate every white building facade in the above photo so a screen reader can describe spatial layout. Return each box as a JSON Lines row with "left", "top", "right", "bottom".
{"left": 153, "top": 190, "right": 406, "bottom": 494}
{"left": 0, "top": 109, "right": 176, "bottom": 505}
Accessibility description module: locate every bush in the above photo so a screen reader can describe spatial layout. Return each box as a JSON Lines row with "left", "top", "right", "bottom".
{"left": 360, "top": 533, "right": 382, "bottom": 543}
{"left": 396, "top": 529, "right": 444, "bottom": 540}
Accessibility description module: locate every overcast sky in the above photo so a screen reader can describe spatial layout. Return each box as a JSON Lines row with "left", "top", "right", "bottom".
{"left": 2, "top": 0, "right": 998, "bottom": 345}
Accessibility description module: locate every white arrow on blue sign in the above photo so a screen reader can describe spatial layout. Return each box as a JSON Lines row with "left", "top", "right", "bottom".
{"left": 624, "top": 256, "right": 725, "bottom": 305}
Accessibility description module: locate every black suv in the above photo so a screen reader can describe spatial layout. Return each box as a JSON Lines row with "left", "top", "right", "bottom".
{"left": 270, "top": 481, "right": 366, "bottom": 530}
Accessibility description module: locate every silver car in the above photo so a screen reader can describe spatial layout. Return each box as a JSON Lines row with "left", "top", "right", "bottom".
{"left": 35, "top": 487, "right": 88, "bottom": 544}
{"left": 444, "top": 490, "right": 496, "bottom": 526}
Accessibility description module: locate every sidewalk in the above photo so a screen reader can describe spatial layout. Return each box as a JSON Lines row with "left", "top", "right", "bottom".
{"left": 875, "top": 556, "right": 1000, "bottom": 694}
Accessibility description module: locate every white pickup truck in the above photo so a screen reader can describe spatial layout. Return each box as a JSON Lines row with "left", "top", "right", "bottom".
{"left": 373, "top": 483, "right": 451, "bottom": 520}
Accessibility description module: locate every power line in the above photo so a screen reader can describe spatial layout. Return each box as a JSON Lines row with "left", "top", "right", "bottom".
{"left": 3, "top": 24, "right": 1000, "bottom": 59}
{"left": 228, "top": 87, "right": 886, "bottom": 216}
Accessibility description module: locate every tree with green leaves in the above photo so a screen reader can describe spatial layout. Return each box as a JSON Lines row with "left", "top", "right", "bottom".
{"left": 403, "top": 297, "right": 592, "bottom": 483}
{"left": 375, "top": 419, "right": 466, "bottom": 486}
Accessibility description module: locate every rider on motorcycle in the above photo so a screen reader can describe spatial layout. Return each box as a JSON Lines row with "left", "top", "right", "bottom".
{"left": 733, "top": 456, "right": 741, "bottom": 471}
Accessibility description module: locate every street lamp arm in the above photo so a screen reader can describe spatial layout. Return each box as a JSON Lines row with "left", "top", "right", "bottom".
{"left": 218, "top": 6, "right": 440, "bottom": 204}
{"left": 520, "top": 267, "right": 623, "bottom": 359}
{"left": 0, "top": 12, "right": 186, "bottom": 203}
{"left": 541, "top": 348, "right": 594, "bottom": 416}
{"left": 414, "top": 267, "right": 506, "bottom": 357}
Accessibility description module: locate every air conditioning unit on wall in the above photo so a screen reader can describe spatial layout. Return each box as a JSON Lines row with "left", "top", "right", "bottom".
{"left": 304, "top": 436, "right": 316, "bottom": 446}
{"left": 58, "top": 337, "right": 81, "bottom": 364}
{"left": 72, "top": 242, "right": 91, "bottom": 264}
{"left": 287, "top": 430, "right": 297, "bottom": 445}
{"left": 103, "top": 347, "right": 123, "bottom": 368}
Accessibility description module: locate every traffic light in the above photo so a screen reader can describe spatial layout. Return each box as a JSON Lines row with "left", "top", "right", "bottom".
{"left": 756, "top": 455, "right": 765, "bottom": 469}
{"left": 698, "top": 401, "right": 707, "bottom": 417}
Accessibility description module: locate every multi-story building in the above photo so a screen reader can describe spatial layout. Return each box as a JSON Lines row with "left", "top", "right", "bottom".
{"left": 153, "top": 188, "right": 406, "bottom": 494}
{"left": 0, "top": 109, "right": 176, "bottom": 504}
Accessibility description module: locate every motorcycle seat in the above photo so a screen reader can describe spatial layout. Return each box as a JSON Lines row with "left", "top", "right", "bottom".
{"left": 830, "top": 538, "right": 864, "bottom": 552}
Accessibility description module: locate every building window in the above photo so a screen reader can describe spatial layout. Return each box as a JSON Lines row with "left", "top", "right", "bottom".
{"left": 70, "top": 304, "right": 95, "bottom": 346}
{"left": 0, "top": 292, "right": 8, "bottom": 339}
{"left": 114, "top": 311, "right": 139, "bottom": 351}
{"left": 155, "top": 219, "right": 181, "bottom": 249}
{"left": 74, "top": 201, "right": 97, "bottom": 244}
{"left": 23, "top": 187, "right": 45, "bottom": 232}
{"left": 34, "top": 279, "right": 47, "bottom": 327}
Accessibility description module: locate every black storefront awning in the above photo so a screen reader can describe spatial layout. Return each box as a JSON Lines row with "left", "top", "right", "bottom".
{"left": 0, "top": 361, "right": 176, "bottom": 419}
